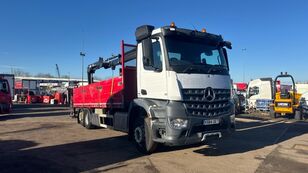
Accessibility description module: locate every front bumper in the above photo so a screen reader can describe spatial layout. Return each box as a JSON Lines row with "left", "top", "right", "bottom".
{"left": 274, "top": 107, "right": 294, "bottom": 114}
{"left": 151, "top": 113, "right": 235, "bottom": 146}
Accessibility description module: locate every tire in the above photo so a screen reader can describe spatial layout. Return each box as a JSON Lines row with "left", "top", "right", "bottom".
{"left": 84, "top": 109, "right": 95, "bottom": 129}
{"left": 1, "top": 104, "right": 10, "bottom": 113}
{"left": 295, "top": 110, "right": 302, "bottom": 120}
{"left": 9, "top": 103, "right": 12, "bottom": 113}
{"left": 269, "top": 107, "right": 277, "bottom": 118}
{"left": 77, "top": 109, "right": 85, "bottom": 126}
{"left": 133, "top": 114, "right": 157, "bottom": 154}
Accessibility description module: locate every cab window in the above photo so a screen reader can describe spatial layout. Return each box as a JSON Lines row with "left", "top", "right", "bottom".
{"left": 144, "top": 40, "right": 163, "bottom": 71}
{"left": 0, "top": 81, "right": 9, "bottom": 93}
{"left": 248, "top": 86, "right": 259, "bottom": 98}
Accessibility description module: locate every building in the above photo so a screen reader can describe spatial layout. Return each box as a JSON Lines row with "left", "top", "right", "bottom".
{"left": 14, "top": 76, "right": 88, "bottom": 95}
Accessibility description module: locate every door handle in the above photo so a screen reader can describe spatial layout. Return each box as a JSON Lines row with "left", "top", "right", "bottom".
{"left": 141, "top": 89, "right": 147, "bottom": 95}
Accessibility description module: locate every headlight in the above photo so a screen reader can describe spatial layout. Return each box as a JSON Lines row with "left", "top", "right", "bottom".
{"left": 230, "top": 114, "right": 235, "bottom": 124}
{"left": 169, "top": 118, "right": 188, "bottom": 129}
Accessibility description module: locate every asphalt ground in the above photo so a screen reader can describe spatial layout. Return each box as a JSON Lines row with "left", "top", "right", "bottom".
{"left": 0, "top": 104, "right": 308, "bottom": 173}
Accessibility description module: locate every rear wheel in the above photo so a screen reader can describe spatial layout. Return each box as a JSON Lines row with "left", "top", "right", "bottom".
{"left": 133, "top": 114, "right": 157, "bottom": 154}
{"left": 84, "top": 109, "right": 95, "bottom": 129}
{"left": 295, "top": 110, "right": 302, "bottom": 120}
{"left": 77, "top": 109, "right": 85, "bottom": 126}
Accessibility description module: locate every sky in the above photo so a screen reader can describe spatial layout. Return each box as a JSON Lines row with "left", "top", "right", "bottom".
{"left": 0, "top": 0, "right": 307, "bottom": 82}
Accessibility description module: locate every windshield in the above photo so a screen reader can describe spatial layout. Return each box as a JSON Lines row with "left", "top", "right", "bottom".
{"left": 165, "top": 37, "right": 229, "bottom": 74}
{"left": 0, "top": 80, "right": 9, "bottom": 93}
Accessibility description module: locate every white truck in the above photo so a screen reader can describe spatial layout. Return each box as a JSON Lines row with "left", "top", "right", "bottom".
{"left": 246, "top": 78, "right": 273, "bottom": 110}
{"left": 72, "top": 23, "right": 235, "bottom": 153}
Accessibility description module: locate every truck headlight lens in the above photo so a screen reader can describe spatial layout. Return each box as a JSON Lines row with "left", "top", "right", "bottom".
{"left": 169, "top": 118, "right": 188, "bottom": 129}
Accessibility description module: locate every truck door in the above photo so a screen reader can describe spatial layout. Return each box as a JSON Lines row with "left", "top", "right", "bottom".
{"left": 137, "top": 38, "right": 168, "bottom": 100}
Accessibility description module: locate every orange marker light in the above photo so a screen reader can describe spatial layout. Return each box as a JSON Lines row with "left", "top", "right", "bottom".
{"left": 201, "top": 28, "right": 207, "bottom": 33}
{"left": 170, "top": 22, "right": 176, "bottom": 27}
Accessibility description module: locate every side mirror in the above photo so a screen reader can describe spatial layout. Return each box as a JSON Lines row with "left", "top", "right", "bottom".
{"left": 142, "top": 38, "right": 153, "bottom": 67}
{"left": 224, "top": 41, "right": 232, "bottom": 49}
{"left": 222, "top": 48, "right": 230, "bottom": 70}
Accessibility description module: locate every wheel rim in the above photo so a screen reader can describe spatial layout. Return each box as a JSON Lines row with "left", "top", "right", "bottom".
{"left": 79, "top": 111, "right": 83, "bottom": 122}
{"left": 85, "top": 113, "right": 89, "bottom": 125}
{"left": 134, "top": 127, "right": 143, "bottom": 143}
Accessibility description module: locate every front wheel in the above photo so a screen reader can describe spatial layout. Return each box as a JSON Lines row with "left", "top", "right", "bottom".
{"left": 133, "top": 116, "right": 157, "bottom": 154}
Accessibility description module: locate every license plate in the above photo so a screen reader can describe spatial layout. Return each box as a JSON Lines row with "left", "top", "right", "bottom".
{"left": 203, "top": 119, "right": 220, "bottom": 125}
{"left": 277, "top": 102, "right": 289, "bottom": 107}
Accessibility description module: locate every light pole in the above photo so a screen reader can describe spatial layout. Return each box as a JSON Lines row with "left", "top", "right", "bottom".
{"left": 68, "top": 72, "right": 70, "bottom": 86}
{"left": 242, "top": 48, "right": 246, "bottom": 82}
{"left": 80, "top": 52, "right": 86, "bottom": 86}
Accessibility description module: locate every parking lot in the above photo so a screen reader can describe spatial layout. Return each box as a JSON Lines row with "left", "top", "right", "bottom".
{"left": 1, "top": 104, "right": 308, "bottom": 173}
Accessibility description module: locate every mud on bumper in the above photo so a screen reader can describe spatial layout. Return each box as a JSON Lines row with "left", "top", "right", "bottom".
{"left": 151, "top": 113, "right": 235, "bottom": 146}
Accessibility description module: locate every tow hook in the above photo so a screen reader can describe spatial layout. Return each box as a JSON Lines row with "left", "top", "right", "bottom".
{"left": 201, "top": 132, "right": 222, "bottom": 141}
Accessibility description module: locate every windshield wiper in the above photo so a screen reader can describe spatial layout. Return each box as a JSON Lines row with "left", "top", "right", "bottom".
{"left": 207, "top": 65, "right": 228, "bottom": 73}
{"left": 169, "top": 59, "right": 191, "bottom": 66}
{"left": 182, "top": 63, "right": 205, "bottom": 73}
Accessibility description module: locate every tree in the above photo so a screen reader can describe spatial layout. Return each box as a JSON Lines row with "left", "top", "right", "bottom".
{"left": 61, "top": 75, "right": 70, "bottom": 79}
{"left": 13, "top": 69, "right": 31, "bottom": 77}
{"left": 35, "top": 73, "right": 54, "bottom": 78}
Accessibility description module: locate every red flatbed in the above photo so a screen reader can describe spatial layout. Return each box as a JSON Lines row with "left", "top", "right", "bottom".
{"left": 72, "top": 41, "right": 137, "bottom": 109}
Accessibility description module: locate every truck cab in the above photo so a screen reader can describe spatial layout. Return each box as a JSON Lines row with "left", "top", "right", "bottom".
{"left": 246, "top": 78, "right": 273, "bottom": 110}
{"left": 135, "top": 24, "right": 235, "bottom": 143}
{"left": 73, "top": 23, "right": 235, "bottom": 153}
{"left": 0, "top": 78, "right": 12, "bottom": 113}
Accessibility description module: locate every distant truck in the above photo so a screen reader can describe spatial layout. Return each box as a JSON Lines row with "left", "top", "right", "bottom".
{"left": 300, "top": 92, "right": 308, "bottom": 119}
{"left": 0, "top": 77, "right": 12, "bottom": 113}
{"left": 0, "top": 74, "right": 14, "bottom": 98}
{"left": 14, "top": 89, "right": 42, "bottom": 104}
{"left": 71, "top": 23, "right": 235, "bottom": 153}
{"left": 233, "top": 82, "right": 247, "bottom": 113}
{"left": 234, "top": 82, "right": 247, "bottom": 94}
{"left": 246, "top": 78, "right": 273, "bottom": 111}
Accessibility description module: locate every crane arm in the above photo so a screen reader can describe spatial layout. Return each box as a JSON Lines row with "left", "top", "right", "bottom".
{"left": 87, "top": 54, "right": 121, "bottom": 84}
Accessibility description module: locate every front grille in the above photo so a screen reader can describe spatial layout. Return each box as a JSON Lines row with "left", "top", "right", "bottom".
{"left": 182, "top": 88, "right": 231, "bottom": 117}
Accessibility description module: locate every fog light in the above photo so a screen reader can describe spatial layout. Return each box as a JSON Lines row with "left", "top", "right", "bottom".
{"left": 230, "top": 114, "right": 235, "bottom": 124}
{"left": 169, "top": 118, "right": 188, "bottom": 129}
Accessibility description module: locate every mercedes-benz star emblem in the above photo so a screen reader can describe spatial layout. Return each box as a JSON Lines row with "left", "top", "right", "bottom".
{"left": 204, "top": 87, "right": 215, "bottom": 102}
